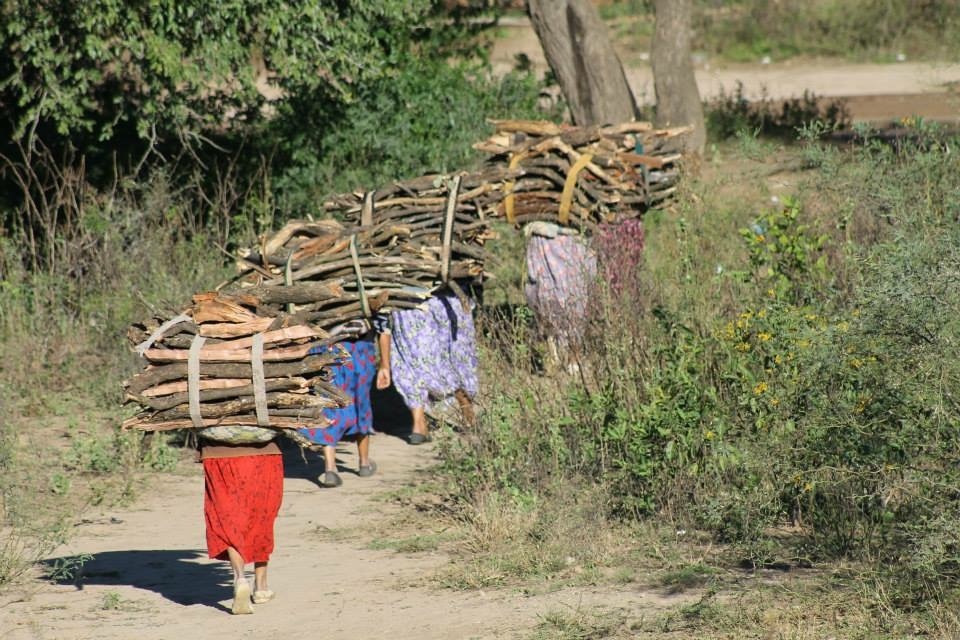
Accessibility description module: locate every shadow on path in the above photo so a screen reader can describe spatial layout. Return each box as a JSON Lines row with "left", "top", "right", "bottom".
{"left": 42, "top": 549, "right": 233, "bottom": 612}
{"left": 281, "top": 383, "right": 413, "bottom": 485}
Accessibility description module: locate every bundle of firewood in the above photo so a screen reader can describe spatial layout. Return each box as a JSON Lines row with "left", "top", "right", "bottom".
{"left": 122, "top": 292, "right": 350, "bottom": 436}
{"left": 474, "top": 119, "right": 690, "bottom": 230}
{"left": 226, "top": 168, "right": 520, "bottom": 329}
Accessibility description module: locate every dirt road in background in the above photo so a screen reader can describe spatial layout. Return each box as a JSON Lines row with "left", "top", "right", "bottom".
{"left": 491, "top": 20, "right": 960, "bottom": 123}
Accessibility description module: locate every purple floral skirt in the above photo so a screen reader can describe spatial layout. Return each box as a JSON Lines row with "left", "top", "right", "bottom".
{"left": 524, "top": 234, "right": 598, "bottom": 348}
{"left": 390, "top": 294, "right": 479, "bottom": 410}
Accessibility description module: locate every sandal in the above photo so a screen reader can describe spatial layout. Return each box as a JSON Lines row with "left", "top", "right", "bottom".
{"left": 357, "top": 460, "right": 377, "bottom": 478}
{"left": 320, "top": 471, "right": 343, "bottom": 488}
{"left": 231, "top": 579, "right": 254, "bottom": 615}
{"left": 252, "top": 589, "right": 275, "bottom": 604}
{"left": 408, "top": 433, "right": 432, "bottom": 445}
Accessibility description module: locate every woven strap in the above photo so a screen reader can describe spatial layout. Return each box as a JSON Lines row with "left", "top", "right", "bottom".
{"left": 251, "top": 333, "right": 269, "bottom": 427}
{"left": 135, "top": 313, "right": 191, "bottom": 356}
{"left": 503, "top": 152, "right": 527, "bottom": 224}
{"left": 187, "top": 335, "right": 207, "bottom": 428}
{"left": 284, "top": 253, "right": 295, "bottom": 314}
{"left": 349, "top": 233, "right": 371, "bottom": 317}
{"left": 361, "top": 190, "right": 375, "bottom": 227}
{"left": 558, "top": 153, "right": 594, "bottom": 226}
{"left": 440, "top": 175, "right": 461, "bottom": 284}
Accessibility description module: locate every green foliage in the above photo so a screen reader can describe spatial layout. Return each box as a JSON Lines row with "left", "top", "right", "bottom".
{"left": 444, "top": 124, "right": 960, "bottom": 617}
{"left": 0, "top": 0, "right": 436, "bottom": 142}
{"left": 739, "top": 197, "right": 830, "bottom": 303}
{"left": 706, "top": 83, "right": 850, "bottom": 141}
{"left": 269, "top": 61, "right": 552, "bottom": 214}
{"left": 693, "top": 0, "right": 960, "bottom": 63}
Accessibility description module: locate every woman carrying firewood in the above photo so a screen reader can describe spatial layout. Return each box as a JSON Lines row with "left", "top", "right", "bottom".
{"left": 297, "top": 315, "right": 391, "bottom": 486}
{"left": 524, "top": 221, "right": 598, "bottom": 372}
{"left": 200, "top": 438, "right": 283, "bottom": 615}
{"left": 388, "top": 285, "right": 480, "bottom": 444}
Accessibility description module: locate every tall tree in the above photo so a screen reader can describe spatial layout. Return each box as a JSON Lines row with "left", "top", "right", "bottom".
{"left": 652, "top": 0, "right": 706, "bottom": 154}
{"left": 526, "top": 0, "right": 637, "bottom": 126}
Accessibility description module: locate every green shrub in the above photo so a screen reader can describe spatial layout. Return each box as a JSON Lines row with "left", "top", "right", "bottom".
{"left": 443, "top": 124, "right": 960, "bottom": 613}
{"left": 268, "top": 59, "right": 553, "bottom": 215}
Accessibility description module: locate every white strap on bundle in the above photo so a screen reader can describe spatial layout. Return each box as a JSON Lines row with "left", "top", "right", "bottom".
{"left": 440, "top": 174, "right": 461, "bottom": 284}
{"left": 135, "top": 313, "right": 191, "bottom": 356}
{"left": 187, "top": 335, "right": 207, "bottom": 428}
{"left": 361, "top": 190, "right": 375, "bottom": 227}
{"left": 349, "top": 233, "right": 372, "bottom": 318}
{"left": 251, "top": 333, "right": 269, "bottom": 427}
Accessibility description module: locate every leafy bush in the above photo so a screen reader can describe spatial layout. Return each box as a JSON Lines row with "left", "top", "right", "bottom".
{"left": 443, "top": 123, "right": 960, "bottom": 615}
{"left": 706, "top": 82, "right": 850, "bottom": 141}
{"left": 268, "top": 60, "right": 553, "bottom": 215}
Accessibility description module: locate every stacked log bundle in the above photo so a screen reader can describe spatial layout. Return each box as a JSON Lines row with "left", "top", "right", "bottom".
{"left": 227, "top": 168, "right": 520, "bottom": 329}
{"left": 474, "top": 119, "right": 690, "bottom": 230}
{"left": 122, "top": 291, "right": 350, "bottom": 434}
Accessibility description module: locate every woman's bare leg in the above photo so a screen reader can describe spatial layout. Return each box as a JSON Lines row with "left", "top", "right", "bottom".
{"left": 356, "top": 435, "right": 370, "bottom": 467}
{"left": 454, "top": 389, "right": 476, "bottom": 428}
{"left": 226, "top": 547, "right": 253, "bottom": 614}
{"left": 323, "top": 445, "right": 337, "bottom": 473}
{"left": 411, "top": 407, "right": 428, "bottom": 436}
{"left": 225, "top": 547, "right": 245, "bottom": 582}
{"left": 253, "top": 562, "right": 268, "bottom": 593}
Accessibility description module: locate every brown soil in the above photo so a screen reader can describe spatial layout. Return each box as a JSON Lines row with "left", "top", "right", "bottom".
{"left": 490, "top": 20, "right": 960, "bottom": 123}
{"left": 0, "top": 412, "right": 694, "bottom": 639}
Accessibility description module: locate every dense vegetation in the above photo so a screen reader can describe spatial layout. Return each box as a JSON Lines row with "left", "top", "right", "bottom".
{"left": 601, "top": 0, "right": 960, "bottom": 63}
{"left": 452, "top": 122, "right": 960, "bottom": 624}
{"left": 2, "top": 1, "right": 959, "bottom": 635}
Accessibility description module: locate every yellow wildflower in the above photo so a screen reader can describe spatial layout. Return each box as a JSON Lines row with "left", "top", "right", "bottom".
{"left": 850, "top": 358, "right": 863, "bottom": 369}
{"left": 774, "top": 355, "right": 783, "bottom": 365}
{"left": 770, "top": 398, "right": 780, "bottom": 406}
{"left": 736, "top": 342, "right": 751, "bottom": 352}
{"left": 758, "top": 332, "right": 772, "bottom": 342}
{"left": 722, "top": 322, "right": 735, "bottom": 339}
{"left": 704, "top": 430, "right": 715, "bottom": 441}
{"left": 753, "top": 381, "right": 769, "bottom": 395}
{"left": 757, "top": 309, "right": 767, "bottom": 318}
{"left": 854, "top": 397, "right": 868, "bottom": 414}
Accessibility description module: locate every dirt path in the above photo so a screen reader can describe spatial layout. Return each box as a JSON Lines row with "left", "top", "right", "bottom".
{"left": 0, "top": 418, "right": 691, "bottom": 640}
{"left": 491, "top": 21, "right": 960, "bottom": 123}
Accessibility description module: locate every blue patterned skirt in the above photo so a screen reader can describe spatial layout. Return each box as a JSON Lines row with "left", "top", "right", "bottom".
{"left": 298, "top": 339, "right": 377, "bottom": 446}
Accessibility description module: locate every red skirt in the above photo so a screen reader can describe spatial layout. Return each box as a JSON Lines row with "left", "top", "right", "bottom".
{"left": 203, "top": 455, "right": 283, "bottom": 564}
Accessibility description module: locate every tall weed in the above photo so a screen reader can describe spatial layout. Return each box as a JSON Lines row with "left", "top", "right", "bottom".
{"left": 442, "top": 124, "right": 960, "bottom": 617}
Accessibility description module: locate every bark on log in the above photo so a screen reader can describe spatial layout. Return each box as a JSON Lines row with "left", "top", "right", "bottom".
{"left": 527, "top": 0, "right": 637, "bottom": 126}
{"left": 652, "top": 0, "right": 706, "bottom": 155}
{"left": 124, "top": 354, "right": 340, "bottom": 395}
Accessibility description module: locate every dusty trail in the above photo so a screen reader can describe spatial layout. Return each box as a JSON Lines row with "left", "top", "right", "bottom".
{"left": 0, "top": 415, "right": 687, "bottom": 640}
{"left": 491, "top": 20, "right": 960, "bottom": 123}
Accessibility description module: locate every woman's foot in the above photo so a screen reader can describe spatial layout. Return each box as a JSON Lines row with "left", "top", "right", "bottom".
{"left": 320, "top": 471, "right": 343, "bottom": 488}
{"left": 408, "top": 433, "right": 432, "bottom": 445}
{"left": 252, "top": 589, "right": 275, "bottom": 604}
{"left": 231, "top": 579, "right": 254, "bottom": 615}
{"left": 357, "top": 460, "right": 377, "bottom": 477}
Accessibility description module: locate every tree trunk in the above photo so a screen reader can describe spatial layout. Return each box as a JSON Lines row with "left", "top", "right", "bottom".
{"left": 652, "top": 0, "right": 706, "bottom": 155}
{"left": 527, "top": 0, "right": 637, "bottom": 126}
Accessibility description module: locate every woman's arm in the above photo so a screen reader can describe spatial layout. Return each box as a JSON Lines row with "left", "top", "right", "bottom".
{"left": 376, "top": 330, "right": 392, "bottom": 389}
